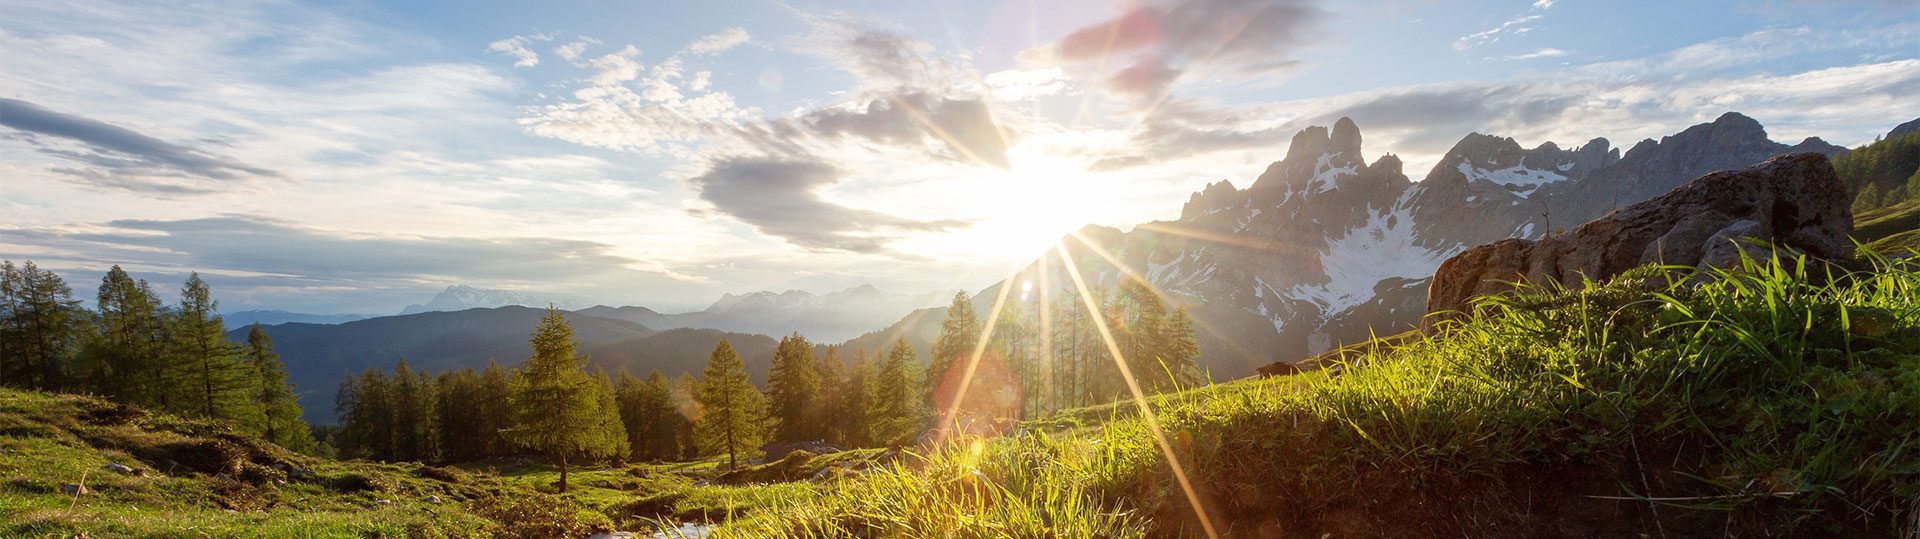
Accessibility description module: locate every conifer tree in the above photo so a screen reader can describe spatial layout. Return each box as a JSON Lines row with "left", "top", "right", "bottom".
{"left": 813, "top": 346, "right": 846, "bottom": 443}
{"left": 336, "top": 369, "right": 394, "bottom": 459}
{"left": 1160, "top": 306, "right": 1202, "bottom": 389}
{"left": 245, "top": 324, "right": 315, "bottom": 452}
{"left": 504, "top": 308, "right": 624, "bottom": 491}
{"left": 675, "top": 373, "right": 700, "bottom": 460}
{"left": 870, "top": 337, "right": 921, "bottom": 445}
{"left": 694, "top": 339, "right": 769, "bottom": 469}
{"left": 83, "top": 266, "right": 168, "bottom": 406}
{"left": 435, "top": 368, "right": 482, "bottom": 462}
{"left": 835, "top": 350, "right": 873, "bottom": 447}
{"left": 618, "top": 369, "right": 685, "bottom": 461}
{"left": 765, "top": 333, "right": 820, "bottom": 442}
{"left": 390, "top": 359, "right": 439, "bottom": 462}
{"left": 592, "top": 368, "right": 631, "bottom": 462}
{"left": 0, "top": 261, "right": 84, "bottom": 389}
{"left": 174, "top": 273, "right": 259, "bottom": 424}
{"left": 926, "top": 292, "right": 979, "bottom": 406}
{"left": 476, "top": 361, "right": 515, "bottom": 457}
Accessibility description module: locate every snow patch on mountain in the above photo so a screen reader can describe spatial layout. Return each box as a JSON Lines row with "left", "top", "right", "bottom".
{"left": 1456, "top": 159, "right": 1568, "bottom": 196}
{"left": 1290, "top": 206, "right": 1454, "bottom": 316}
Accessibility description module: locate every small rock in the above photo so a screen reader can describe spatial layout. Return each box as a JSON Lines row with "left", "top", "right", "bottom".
{"left": 59, "top": 483, "right": 90, "bottom": 496}
{"left": 425, "top": 494, "right": 442, "bottom": 504}
{"left": 375, "top": 498, "right": 394, "bottom": 505}
{"left": 104, "top": 463, "right": 136, "bottom": 475}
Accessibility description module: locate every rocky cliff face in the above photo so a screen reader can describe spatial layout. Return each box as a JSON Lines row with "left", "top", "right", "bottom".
{"left": 992, "top": 112, "right": 1852, "bottom": 375}
{"left": 1425, "top": 153, "right": 1854, "bottom": 324}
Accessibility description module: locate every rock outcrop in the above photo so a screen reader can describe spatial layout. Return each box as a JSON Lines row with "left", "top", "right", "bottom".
{"left": 1425, "top": 153, "right": 1853, "bottom": 323}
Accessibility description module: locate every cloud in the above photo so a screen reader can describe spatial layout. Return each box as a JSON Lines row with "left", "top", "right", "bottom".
{"left": 487, "top": 33, "right": 553, "bottom": 67}
{"left": 685, "top": 27, "right": 751, "bottom": 55}
{"left": 1455, "top": 0, "right": 1558, "bottom": 51}
{"left": 1088, "top": 58, "right": 1920, "bottom": 174}
{"left": 0, "top": 98, "right": 281, "bottom": 194}
{"left": 688, "top": 157, "right": 966, "bottom": 253}
{"left": 553, "top": 37, "right": 600, "bottom": 64}
{"left": 1021, "top": 0, "right": 1326, "bottom": 96}
{"left": 785, "top": 92, "right": 1011, "bottom": 168}
{"left": 1497, "top": 47, "right": 1569, "bottom": 61}
{"left": 3, "top": 215, "right": 704, "bottom": 308}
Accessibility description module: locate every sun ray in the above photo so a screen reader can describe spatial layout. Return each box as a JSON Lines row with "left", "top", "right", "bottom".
{"left": 935, "top": 257, "right": 1024, "bottom": 442}
{"left": 1054, "top": 239, "right": 1221, "bottom": 539}
{"left": 1133, "top": 4, "right": 1266, "bottom": 121}
{"left": 1064, "top": 230, "right": 1271, "bottom": 370}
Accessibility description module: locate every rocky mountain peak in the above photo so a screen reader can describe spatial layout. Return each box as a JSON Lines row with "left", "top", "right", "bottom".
{"left": 1331, "top": 116, "right": 1362, "bottom": 158}
{"left": 1181, "top": 179, "right": 1243, "bottom": 220}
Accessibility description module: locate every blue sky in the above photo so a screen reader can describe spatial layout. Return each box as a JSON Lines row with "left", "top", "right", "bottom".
{"left": 2, "top": 0, "right": 1915, "bottom": 314}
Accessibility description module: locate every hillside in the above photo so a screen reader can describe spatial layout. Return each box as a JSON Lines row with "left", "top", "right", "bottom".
{"left": 231, "top": 307, "right": 778, "bottom": 423}
{"left": 712, "top": 254, "right": 1920, "bottom": 537}
{"left": 0, "top": 388, "right": 572, "bottom": 537}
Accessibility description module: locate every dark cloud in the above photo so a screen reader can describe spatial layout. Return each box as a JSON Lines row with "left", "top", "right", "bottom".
{"left": 0, "top": 98, "right": 280, "bottom": 194}
{"left": 689, "top": 157, "right": 966, "bottom": 253}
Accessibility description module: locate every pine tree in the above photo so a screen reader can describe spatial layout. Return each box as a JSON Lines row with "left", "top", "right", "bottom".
{"left": 765, "top": 333, "right": 820, "bottom": 442}
{"left": 926, "top": 292, "right": 980, "bottom": 407}
{"left": 389, "top": 359, "right": 438, "bottom": 462}
{"left": 174, "top": 273, "right": 260, "bottom": 424}
{"left": 592, "top": 369, "right": 631, "bottom": 463}
{"left": 1160, "top": 306, "right": 1202, "bottom": 390}
{"left": 504, "top": 308, "right": 624, "bottom": 492}
{"left": 694, "top": 339, "right": 769, "bottom": 469}
{"left": 870, "top": 337, "right": 921, "bottom": 445}
{"left": 245, "top": 324, "right": 315, "bottom": 453}
{"left": 477, "top": 361, "right": 515, "bottom": 457}
{"left": 0, "top": 261, "right": 85, "bottom": 390}
{"left": 336, "top": 369, "right": 394, "bottom": 460}
{"left": 82, "top": 266, "right": 168, "bottom": 406}
{"left": 835, "top": 350, "right": 873, "bottom": 447}
{"left": 813, "top": 346, "right": 846, "bottom": 443}
{"left": 675, "top": 373, "right": 700, "bottom": 460}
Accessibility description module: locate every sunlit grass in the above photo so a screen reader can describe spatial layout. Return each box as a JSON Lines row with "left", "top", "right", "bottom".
{"left": 714, "top": 251, "right": 1920, "bottom": 536}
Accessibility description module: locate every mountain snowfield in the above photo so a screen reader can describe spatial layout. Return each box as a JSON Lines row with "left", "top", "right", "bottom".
{"left": 992, "top": 113, "right": 1847, "bottom": 375}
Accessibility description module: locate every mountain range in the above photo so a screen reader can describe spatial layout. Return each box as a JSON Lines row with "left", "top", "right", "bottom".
{"left": 236, "top": 111, "right": 1912, "bottom": 424}
{"left": 856, "top": 112, "right": 1874, "bottom": 377}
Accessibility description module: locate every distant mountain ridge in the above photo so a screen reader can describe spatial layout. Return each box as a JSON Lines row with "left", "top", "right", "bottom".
{"left": 579, "top": 284, "right": 948, "bottom": 342}
{"left": 231, "top": 306, "right": 780, "bottom": 424}
{"left": 399, "top": 285, "right": 579, "bottom": 314}
{"left": 223, "top": 310, "right": 372, "bottom": 330}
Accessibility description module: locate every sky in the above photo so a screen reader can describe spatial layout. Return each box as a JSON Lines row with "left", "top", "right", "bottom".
{"left": 1, "top": 0, "right": 1915, "bottom": 315}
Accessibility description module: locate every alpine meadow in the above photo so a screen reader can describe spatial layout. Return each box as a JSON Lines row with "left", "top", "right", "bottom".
{"left": 2, "top": 0, "right": 1917, "bottom": 537}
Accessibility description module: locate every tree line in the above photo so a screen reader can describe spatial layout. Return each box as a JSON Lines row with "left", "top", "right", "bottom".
{"left": 332, "top": 278, "right": 1201, "bottom": 480}
{"left": 1839, "top": 130, "right": 1920, "bottom": 212}
{"left": 0, "top": 261, "right": 315, "bottom": 453}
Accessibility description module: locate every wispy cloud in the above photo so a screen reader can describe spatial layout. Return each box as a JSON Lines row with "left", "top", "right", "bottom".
{"left": 1455, "top": 0, "right": 1556, "bottom": 51}
{"left": 1496, "top": 47, "right": 1569, "bottom": 61}
{"left": 0, "top": 98, "right": 281, "bottom": 195}
{"left": 685, "top": 27, "right": 751, "bottom": 55}
{"left": 487, "top": 33, "right": 554, "bottom": 67}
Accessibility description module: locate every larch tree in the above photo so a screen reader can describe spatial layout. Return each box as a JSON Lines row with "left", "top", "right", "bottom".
{"left": 835, "top": 349, "right": 873, "bottom": 447}
{"left": 0, "top": 261, "right": 84, "bottom": 390}
{"left": 869, "top": 337, "right": 921, "bottom": 445}
{"left": 925, "top": 292, "right": 980, "bottom": 407}
{"left": 765, "top": 333, "right": 819, "bottom": 442}
{"left": 244, "top": 324, "right": 315, "bottom": 453}
{"left": 84, "top": 266, "right": 168, "bottom": 407}
{"left": 174, "top": 273, "right": 259, "bottom": 425}
{"left": 504, "top": 308, "right": 625, "bottom": 492}
{"left": 694, "top": 339, "right": 769, "bottom": 470}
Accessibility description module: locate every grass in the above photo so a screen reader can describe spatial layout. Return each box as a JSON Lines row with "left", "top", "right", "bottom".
{"left": 1855, "top": 197, "right": 1920, "bottom": 254}
{"left": 712, "top": 253, "right": 1920, "bottom": 537}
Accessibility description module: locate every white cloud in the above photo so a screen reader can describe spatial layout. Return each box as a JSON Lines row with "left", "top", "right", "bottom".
{"left": 685, "top": 27, "right": 751, "bottom": 55}
{"left": 1497, "top": 47, "right": 1569, "bottom": 61}
{"left": 487, "top": 33, "right": 553, "bottom": 67}
{"left": 553, "top": 37, "right": 600, "bottom": 64}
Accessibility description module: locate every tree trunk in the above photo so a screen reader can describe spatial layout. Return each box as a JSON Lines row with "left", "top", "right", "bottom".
{"left": 559, "top": 452, "right": 569, "bottom": 493}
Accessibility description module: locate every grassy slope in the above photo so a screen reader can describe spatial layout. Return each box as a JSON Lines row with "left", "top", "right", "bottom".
{"left": 715, "top": 256, "right": 1920, "bottom": 537}
{"left": 1856, "top": 197, "right": 1920, "bottom": 254}
{"left": 0, "top": 389, "right": 506, "bottom": 537}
